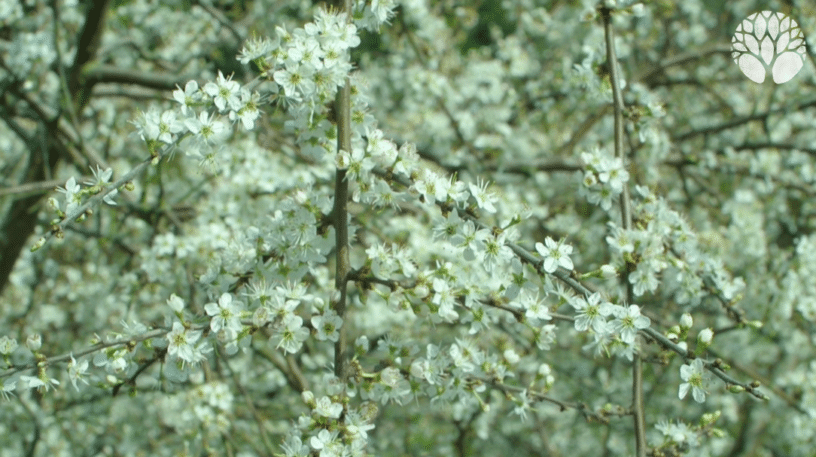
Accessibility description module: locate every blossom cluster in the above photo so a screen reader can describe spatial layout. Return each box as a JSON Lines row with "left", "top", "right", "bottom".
{"left": 581, "top": 145, "right": 630, "bottom": 211}
{"left": 4, "top": 1, "right": 816, "bottom": 457}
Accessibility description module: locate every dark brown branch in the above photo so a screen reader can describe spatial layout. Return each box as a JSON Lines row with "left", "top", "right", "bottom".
{"left": 81, "top": 64, "right": 189, "bottom": 91}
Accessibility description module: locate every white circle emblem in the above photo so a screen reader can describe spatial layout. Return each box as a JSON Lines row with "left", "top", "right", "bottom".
{"left": 731, "top": 11, "right": 806, "bottom": 84}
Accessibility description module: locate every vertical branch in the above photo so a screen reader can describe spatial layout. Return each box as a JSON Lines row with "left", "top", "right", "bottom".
{"left": 601, "top": 7, "right": 644, "bottom": 457}
{"left": 603, "top": 11, "right": 632, "bottom": 231}
{"left": 68, "top": 0, "right": 111, "bottom": 106}
{"left": 332, "top": 0, "right": 354, "bottom": 381}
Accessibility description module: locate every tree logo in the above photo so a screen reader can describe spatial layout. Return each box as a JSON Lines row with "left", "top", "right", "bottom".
{"left": 731, "top": 11, "right": 806, "bottom": 84}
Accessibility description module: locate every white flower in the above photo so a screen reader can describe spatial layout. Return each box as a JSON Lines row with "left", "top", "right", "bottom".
{"left": 610, "top": 304, "right": 651, "bottom": 344}
{"left": 228, "top": 88, "right": 261, "bottom": 130}
{"left": 535, "top": 237, "right": 574, "bottom": 273}
{"left": 252, "top": 306, "right": 271, "bottom": 327}
{"left": 482, "top": 231, "right": 514, "bottom": 272}
{"left": 698, "top": 328, "right": 714, "bottom": 345}
{"left": 449, "top": 339, "right": 478, "bottom": 372}
{"left": 56, "top": 176, "right": 82, "bottom": 214}
{"left": 131, "top": 108, "right": 161, "bottom": 142}
{"left": 310, "top": 429, "right": 342, "bottom": 456}
{"left": 511, "top": 389, "right": 531, "bottom": 420}
{"left": 0, "top": 335, "right": 18, "bottom": 354}
{"left": 18, "top": 374, "right": 59, "bottom": 392}
{"left": 605, "top": 223, "right": 634, "bottom": 254}
{"left": 342, "top": 147, "right": 374, "bottom": 182}
{"left": 290, "top": 36, "right": 323, "bottom": 69}
{"left": 355, "top": 335, "right": 370, "bottom": 354}
{"left": 597, "top": 156, "right": 629, "bottom": 194}
{"left": 25, "top": 334, "right": 41, "bottom": 351}
{"left": 280, "top": 434, "right": 310, "bottom": 457}
{"left": 156, "top": 110, "right": 183, "bottom": 144}
{"left": 173, "top": 80, "right": 201, "bottom": 115}
{"left": 335, "top": 21, "right": 361, "bottom": 49}
{"left": 535, "top": 324, "right": 557, "bottom": 350}
{"left": 205, "top": 293, "right": 244, "bottom": 334}
{"left": 368, "top": 0, "right": 397, "bottom": 26}
{"left": 167, "top": 293, "right": 185, "bottom": 313}
{"left": 83, "top": 166, "right": 118, "bottom": 206}
{"left": 468, "top": 177, "right": 497, "bottom": 213}
{"left": 274, "top": 61, "right": 315, "bottom": 98}
{"left": 538, "top": 363, "right": 555, "bottom": 388}
{"left": 571, "top": 292, "right": 612, "bottom": 333}
{"left": 237, "top": 35, "right": 277, "bottom": 65}
{"left": 0, "top": 379, "right": 16, "bottom": 400}
{"left": 84, "top": 165, "right": 113, "bottom": 187}
{"left": 680, "top": 313, "right": 693, "bottom": 330}
{"left": 184, "top": 111, "right": 227, "bottom": 145}
{"left": 414, "top": 169, "right": 445, "bottom": 204}
{"left": 600, "top": 264, "right": 617, "bottom": 278}
{"left": 67, "top": 354, "right": 89, "bottom": 391}
{"left": 166, "top": 321, "right": 203, "bottom": 365}
{"left": 203, "top": 70, "right": 241, "bottom": 112}
{"left": 679, "top": 358, "right": 708, "bottom": 403}
{"left": 432, "top": 278, "right": 458, "bottom": 321}
{"left": 271, "top": 314, "right": 309, "bottom": 353}
{"left": 379, "top": 366, "right": 402, "bottom": 387}
{"left": 586, "top": 185, "right": 615, "bottom": 210}
{"left": 656, "top": 419, "right": 697, "bottom": 445}
{"left": 311, "top": 310, "right": 343, "bottom": 342}
{"left": 630, "top": 261, "right": 660, "bottom": 296}
{"left": 344, "top": 408, "right": 376, "bottom": 440}
{"left": 452, "top": 220, "right": 488, "bottom": 262}
{"left": 314, "top": 395, "right": 343, "bottom": 418}
{"left": 519, "top": 290, "right": 552, "bottom": 323}
{"left": 503, "top": 349, "right": 520, "bottom": 364}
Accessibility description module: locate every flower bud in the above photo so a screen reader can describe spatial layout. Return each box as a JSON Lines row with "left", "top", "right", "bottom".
{"left": 680, "top": 313, "right": 693, "bottom": 330}
{"left": 698, "top": 328, "right": 713, "bottom": 345}
{"left": 503, "top": 349, "right": 520, "bottom": 364}
{"left": 302, "top": 390, "right": 315, "bottom": 407}
{"left": 31, "top": 237, "right": 46, "bottom": 252}
{"left": 600, "top": 264, "right": 617, "bottom": 278}
{"left": 167, "top": 293, "right": 185, "bottom": 313}
{"left": 355, "top": 335, "right": 370, "bottom": 354}
{"left": 26, "top": 334, "right": 42, "bottom": 351}
{"left": 700, "top": 410, "right": 721, "bottom": 426}
{"left": 414, "top": 284, "right": 429, "bottom": 298}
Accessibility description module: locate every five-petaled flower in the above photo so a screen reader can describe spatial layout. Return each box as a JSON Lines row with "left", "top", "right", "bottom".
{"left": 311, "top": 310, "right": 343, "bottom": 342}
{"left": 203, "top": 71, "right": 242, "bottom": 112}
{"left": 205, "top": 293, "right": 244, "bottom": 334}
{"left": 535, "top": 237, "right": 574, "bottom": 273}
{"left": 166, "top": 321, "right": 203, "bottom": 365}
{"left": 572, "top": 292, "right": 613, "bottom": 333}
{"left": 610, "top": 304, "right": 651, "bottom": 344}
{"left": 679, "top": 358, "right": 708, "bottom": 403}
